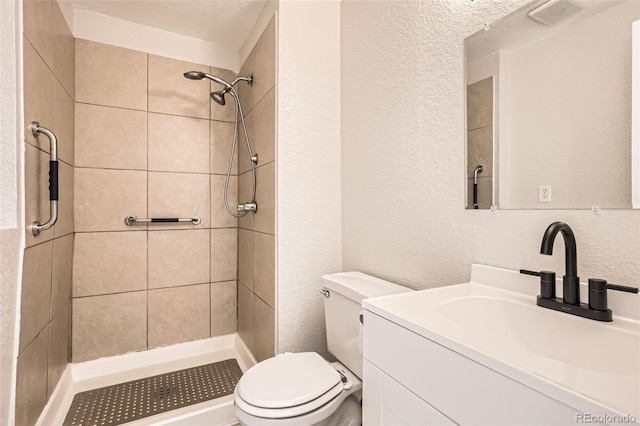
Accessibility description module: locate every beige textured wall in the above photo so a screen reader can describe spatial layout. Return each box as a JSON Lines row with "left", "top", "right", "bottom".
{"left": 72, "top": 40, "right": 238, "bottom": 362}
{"left": 236, "top": 16, "right": 277, "bottom": 363}
{"left": 18, "top": 0, "right": 75, "bottom": 424}
{"left": 341, "top": 0, "right": 640, "bottom": 294}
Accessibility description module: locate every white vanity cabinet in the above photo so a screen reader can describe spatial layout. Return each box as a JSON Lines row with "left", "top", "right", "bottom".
{"left": 362, "top": 311, "right": 597, "bottom": 426}
{"left": 363, "top": 358, "right": 454, "bottom": 425}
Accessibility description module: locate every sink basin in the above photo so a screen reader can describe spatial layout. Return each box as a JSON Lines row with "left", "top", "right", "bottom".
{"left": 436, "top": 295, "right": 639, "bottom": 375}
{"left": 362, "top": 264, "right": 640, "bottom": 420}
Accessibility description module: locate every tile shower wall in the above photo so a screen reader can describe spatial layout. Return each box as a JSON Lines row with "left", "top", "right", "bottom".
{"left": 72, "top": 40, "right": 238, "bottom": 362}
{"left": 18, "top": 0, "right": 75, "bottom": 424}
{"left": 237, "top": 16, "right": 277, "bottom": 363}
{"left": 466, "top": 77, "right": 494, "bottom": 209}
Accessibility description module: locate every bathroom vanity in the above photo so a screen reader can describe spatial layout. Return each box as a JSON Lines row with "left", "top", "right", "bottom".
{"left": 361, "top": 265, "right": 640, "bottom": 425}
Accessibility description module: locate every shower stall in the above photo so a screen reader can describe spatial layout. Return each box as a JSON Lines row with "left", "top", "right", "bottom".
{"left": 14, "top": 2, "right": 277, "bottom": 423}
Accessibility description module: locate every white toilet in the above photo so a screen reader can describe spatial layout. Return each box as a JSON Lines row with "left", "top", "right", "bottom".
{"left": 234, "top": 272, "right": 413, "bottom": 425}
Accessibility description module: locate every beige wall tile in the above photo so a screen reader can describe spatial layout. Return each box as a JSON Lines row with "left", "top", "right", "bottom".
{"left": 148, "top": 113, "right": 209, "bottom": 173}
{"left": 51, "top": 234, "right": 73, "bottom": 317}
{"left": 237, "top": 120, "right": 251, "bottom": 176}
{"left": 148, "top": 172, "right": 211, "bottom": 229}
{"left": 25, "top": 144, "right": 54, "bottom": 247}
{"left": 74, "top": 168, "right": 147, "bottom": 232}
{"left": 250, "top": 88, "right": 276, "bottom": 167}
{"left": 238, "top": 171, "right": 255, "bottom": 231}
{"left": 72, "top": 292, "right": 147, "bottom": 362}
{"left": 73, "top": 232, "right": 147, "bottom": 297}
{"left": 211, "top": 228, "right": 237, "bottom": 282}
{"left": 211, "top": 120, "right": 237, "bottom": 175}
{"left": 237, "top": 281, "right": 253, "bottom": 352}
{"left": 237, "top": 50, "right": 254, "bottom": 109}
{"left": 148, "top": 56, "right": 210, "bottom": 119}
{"left": 54, "top": 160, "right": 74, "bottom": 238}
{"left": 15, "top": 326, "right": 49, "bottom": 426}
{"left": 253, "top": 296, "right": 275, "bottom": 362}
{"left": 237, "top": 229, "right": 254, "bottom": 291}
{"left": 148, "top": 284, "right": 210, "bottom": 348}
{"left": 211, "top": 175, "right": 238, "bottom": 228}
{"left": 467, "top": 125, "right": 493, "bottom": 178}
{"left": 467, "top": 76, "right": 493, "bottom": 131}
{"left": 23, "top": 0, "right": 53, "bottom": 67}
{"left": 47, "top": 303, "right": 70, "bottom": 398}
{"left": 20, "top": 241, "right": 53, "bottom": 353}
{"left": 51, "top": 1, "right": 74, "bottom": 98}
{"left": 75, "top": 104, "right": 147, "bottom": 170}
{"left": 253, "top": 232, "right": 275, "bottom": 309}
{"left": 254, "top": 163, "right": 275, "bottom": 235}
{"left": 24, "top": 38, "right": 53, "bottom": 152}
{"left": 211, "top": 281, "right": 237, "bottom": 337}
{"left": 53, "top": 80, "right": 74, "bottom": 166}
{"left": 75, "top": 39, "right": 147, "bottom": 110}
{"left": 251, "top": 16, "right": 276, "bottom": 111}
{"left": 210, "top": 67, "right": 238, "bottom": 122}
{"left": 148, "top": 229, "right": 210, "bottom": 289}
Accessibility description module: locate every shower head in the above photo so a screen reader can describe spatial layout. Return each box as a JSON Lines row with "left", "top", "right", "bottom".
{"left": 211, "top": 91, "right": 226, "bottom": 106}
{"left": 183, "top": 71, "right": 206, "bottom": 80}
{"left": 183, "top": 70, "right": 233, "bottom": 90}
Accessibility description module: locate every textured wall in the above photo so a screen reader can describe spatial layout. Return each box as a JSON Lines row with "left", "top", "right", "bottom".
{"left": 277, "top": 0, "right": 342, "bottom": 356}
{"left": 341, "top": 0, "right": 640, "bottom": 291}
{"left": 0, "top": 1, "right": 21, "bottom": 424}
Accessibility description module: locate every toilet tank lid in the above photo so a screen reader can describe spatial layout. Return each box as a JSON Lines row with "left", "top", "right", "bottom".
{"left": 321, "top": 272, "right": 413, "bottom": 303}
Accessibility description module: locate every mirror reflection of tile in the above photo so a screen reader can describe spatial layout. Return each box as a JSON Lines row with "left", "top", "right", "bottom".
{"left": 466, "top": 77, "right": 493, "bottom": 210}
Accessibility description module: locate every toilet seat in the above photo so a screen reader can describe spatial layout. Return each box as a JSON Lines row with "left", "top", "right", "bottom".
{"left": 235, "top": 352, "right": 348, "bottom": 419}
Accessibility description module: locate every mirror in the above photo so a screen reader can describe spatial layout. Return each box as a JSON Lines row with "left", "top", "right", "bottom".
{"left": 465, "top": 0, "right": 640, "bottom": 210}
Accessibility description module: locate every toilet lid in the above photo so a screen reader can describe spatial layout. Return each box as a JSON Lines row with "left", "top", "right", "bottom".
{"left": 236, "top": 352, "right": 343, "bottom": 410}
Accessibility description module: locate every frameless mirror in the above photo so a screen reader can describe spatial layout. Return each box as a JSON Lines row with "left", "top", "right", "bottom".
{"left": 465, "top": 0, "right": 640, "bottom": 210}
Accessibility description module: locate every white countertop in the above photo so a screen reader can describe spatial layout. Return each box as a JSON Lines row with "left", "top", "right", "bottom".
{"left": 362, "top": 264, "right": 640, "bottom": 421}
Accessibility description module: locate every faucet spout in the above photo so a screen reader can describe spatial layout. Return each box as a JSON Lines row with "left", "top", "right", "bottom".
{"left": 540, "top": 221, "right": 580, "bottom": 304}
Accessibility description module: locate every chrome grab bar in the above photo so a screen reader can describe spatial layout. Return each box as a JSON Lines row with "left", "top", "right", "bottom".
{"left": 124, "top": 216, "right": 202, "bottom": 226}
{"left": 31, "top": 122, "right": 58, "bottom": 236}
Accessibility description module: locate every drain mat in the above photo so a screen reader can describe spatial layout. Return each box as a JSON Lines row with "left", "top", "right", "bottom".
{"left": 63, "top": 358, "right": 243, "bottom": 426}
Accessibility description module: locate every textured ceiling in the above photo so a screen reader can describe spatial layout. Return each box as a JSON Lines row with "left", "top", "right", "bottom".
{"left": 71, "top": 0, "right": 268, "bottom": 48}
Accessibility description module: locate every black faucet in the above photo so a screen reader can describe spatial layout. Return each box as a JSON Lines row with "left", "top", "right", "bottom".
{"left": 521, "top": 221, "right": 638, "bottom": 321}
{"left": 540, "top": 221, "right": 580, "bottom": 305}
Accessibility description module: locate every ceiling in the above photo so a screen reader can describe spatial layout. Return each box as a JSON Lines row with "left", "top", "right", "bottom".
{"left": 71, "top": 0, "right": 268, "bottom": 48}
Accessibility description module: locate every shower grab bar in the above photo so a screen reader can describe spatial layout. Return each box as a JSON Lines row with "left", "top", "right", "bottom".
{"left": 124, "top": 216, "right": 202, "bottom": 226}
{"left": 31, "top": 122, "right": 58, "bottom": 236}
{"left": 473, "top": 164, "right": 484, "bottom": 209}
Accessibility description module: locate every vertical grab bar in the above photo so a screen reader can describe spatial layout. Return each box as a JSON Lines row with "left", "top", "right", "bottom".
{"left": 31, "top": 121, "right": 58, "bottom": 236}
{"left": 473, "top": 165, "right": 484, "bottom": 209}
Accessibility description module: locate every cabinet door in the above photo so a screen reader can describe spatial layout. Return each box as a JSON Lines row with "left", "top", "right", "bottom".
{"left": 364, "top": 360, "right": 455, "bottom": 426}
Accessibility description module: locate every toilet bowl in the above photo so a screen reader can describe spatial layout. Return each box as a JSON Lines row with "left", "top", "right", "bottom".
{"left": 234, "top": 272, "right": 413, "bottom": 425}
{"left": 234, "top": 353, "right": 361, "bottom": 426}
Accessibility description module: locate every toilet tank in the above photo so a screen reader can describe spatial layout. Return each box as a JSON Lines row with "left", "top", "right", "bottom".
{"left": 321, "top": 272, "right": 413, "bottom": 379}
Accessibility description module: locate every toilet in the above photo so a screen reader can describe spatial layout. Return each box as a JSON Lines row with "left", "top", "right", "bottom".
{"left": 234, "top": 272, "right": 413, "bottom": 425}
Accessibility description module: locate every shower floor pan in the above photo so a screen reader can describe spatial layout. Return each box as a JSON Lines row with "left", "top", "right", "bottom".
{"left": 38, "top": 334, "right": 256, "bottom": 426}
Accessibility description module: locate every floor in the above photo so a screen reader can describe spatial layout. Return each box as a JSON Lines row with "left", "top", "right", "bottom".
{"left": 38, "top": 334, "right": 255, "bottom": 426}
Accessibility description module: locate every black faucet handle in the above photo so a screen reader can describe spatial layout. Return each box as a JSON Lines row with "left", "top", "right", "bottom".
{"left": 588, "top": 279, "right": 639, "bottom": 312}
{"left": 520, "top": 269, "right": 556, "bottom": 299}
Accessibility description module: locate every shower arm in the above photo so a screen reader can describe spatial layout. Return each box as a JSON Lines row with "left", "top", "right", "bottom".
{"left": 230, "top": 76, "right": 253, "bottom": 86}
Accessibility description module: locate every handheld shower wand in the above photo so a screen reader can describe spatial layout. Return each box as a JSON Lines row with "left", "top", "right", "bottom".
{"left": 183, "top": 70, "right": 256, "bottom": 218}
